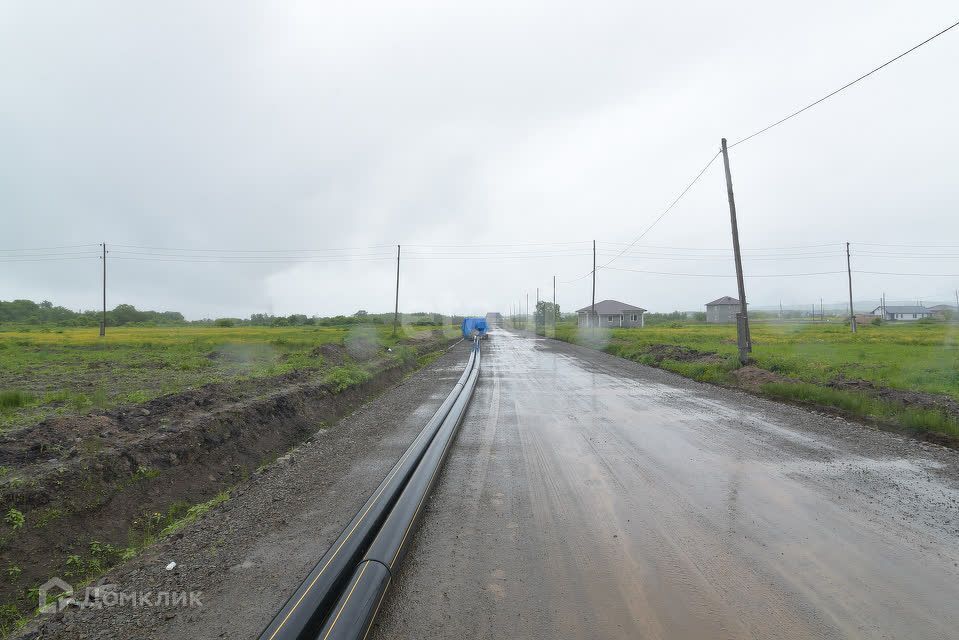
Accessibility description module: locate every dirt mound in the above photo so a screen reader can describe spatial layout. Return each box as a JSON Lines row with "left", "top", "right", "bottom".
{"left": 828, "top": 377, "right": 959, "bottom": 417}
{"left": 310, "top": 342, "right": 346, "bottom": 364}
{"left": 731, "top": 365, "right": 792, "bottom": 390}
{"left": 643, "top": 344, "right": 722, "bottom": 364}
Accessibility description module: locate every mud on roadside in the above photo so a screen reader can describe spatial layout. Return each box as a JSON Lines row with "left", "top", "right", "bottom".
{"left": 0, "top": 336, "right": 454, "bottom": 624}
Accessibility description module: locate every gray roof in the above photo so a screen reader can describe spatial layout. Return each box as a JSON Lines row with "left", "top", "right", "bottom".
{"left": 927, "top": 305, "right": 956, "bottom": 311}
{"left": 705, "top": 296, "right": 740, "bottom": 306}
{"left": 872, "top": 305, "right": 931, "bottom": 314}
{"left": 575, "top": 299, "right": 647, "bottom": 314}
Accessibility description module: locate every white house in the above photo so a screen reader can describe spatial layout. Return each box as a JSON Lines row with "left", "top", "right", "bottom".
{"left": 871, "top": 305, "right": 933, "bottom": 321}
{"left": 576, "top": 300, "right": 646, "bottom": 328}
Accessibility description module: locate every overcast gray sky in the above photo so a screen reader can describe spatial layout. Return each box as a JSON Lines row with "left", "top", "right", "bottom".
{"left": 2, "top": 1, "right": 957, "bottom": 319}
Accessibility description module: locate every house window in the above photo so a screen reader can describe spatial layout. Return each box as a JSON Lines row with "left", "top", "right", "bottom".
{"left": 913, "top": 314, "right": 917, "bottom": 318}
{"left": 608, "top": 315, "right": 614, "bottom": 322}
{"left": 631, "top": 314, "right": 637, "bottom": 321}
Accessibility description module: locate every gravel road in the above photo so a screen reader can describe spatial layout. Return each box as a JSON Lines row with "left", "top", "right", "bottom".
{"left": 23, "top": 329, "right": 959, "bottom": 639}
{"left": 370, "top": 328, "right": 959, "bottom": 640}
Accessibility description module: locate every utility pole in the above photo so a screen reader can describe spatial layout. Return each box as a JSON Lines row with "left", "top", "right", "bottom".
{"left": 100, "top": 242, "right": 107, "bottom": 337}
{"left": 526, "top": 293, "right": 529, "bottom": 328}
{"left": 591, "top": 239, "right": 596, "bottom": 328}
{"left": 536, "top": 287, "right": 539, "bottom": 330}
{"left": 100, "top": 242, "right": 107, "bottom": 336}
{"left": 820, "top": 297, "right": 824, "bottom": 322}
{"left": 552, "top": 275, "right": 556, "bottom": 330}
{"left": 846, "top": 242, "right": 856, "bottom": 332}
{"left": 392, "top": 244, "right": 400, "bottom": 337}
{"left": 720, "top": 138, "right": 750, "bottom": 363}
{"left": 779, "top": 301, "right": 783, "bottom": 321}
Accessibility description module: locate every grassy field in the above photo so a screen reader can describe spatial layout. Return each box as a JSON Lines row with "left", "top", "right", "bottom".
{"left": 540, "top": 320, "right": 959, "bottom": 438}
{"left": 0, "top": 323, "right": 457, "bottom": 430}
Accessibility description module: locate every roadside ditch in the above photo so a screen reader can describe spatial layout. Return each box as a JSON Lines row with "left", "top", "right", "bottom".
{"left": 0, "top": 335, "right": 455, "bottom": 630}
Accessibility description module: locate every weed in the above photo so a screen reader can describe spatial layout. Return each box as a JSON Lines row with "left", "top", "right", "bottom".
{"left": 0, "top": 603, "right": 25, "bottom": 635}
{"left": 3, "top": 510, "right": 24, "bottom": 531}
{"left": 32, "top": 507, "right": 64, "bottom": 529}
{"left": 64, "top": 555, "right": 84, "bottom": 578}
{"left": 132, "top": 466, "right": 160, "bottom": 481}
{"left": 393, "top": 346, "right": 418, "bottom": 367}
{"left": 760, "top": 382, "right": 959, "bottom": 437}
{"left": 160, "top": 490, "right": 229, "bottom": 537}
{"left": 0, "top": 391, "right": 33, "bottom": 410}
{"left": 5, "top": 565, "right": 20, "bottom": 582}
{"left": 325, "top": 365, "right": 372, "bottom": 393}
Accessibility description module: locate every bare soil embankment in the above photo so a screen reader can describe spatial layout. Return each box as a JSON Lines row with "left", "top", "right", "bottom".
{"left": 0, "top": 335, "right": 454, "bottom": 629}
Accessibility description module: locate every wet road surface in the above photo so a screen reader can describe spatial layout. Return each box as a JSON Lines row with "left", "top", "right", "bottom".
{"left": 371, "top": 329, "right": 959, "bottom": 639}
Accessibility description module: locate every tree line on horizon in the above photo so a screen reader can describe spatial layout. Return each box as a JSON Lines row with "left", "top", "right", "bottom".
{"left": 0, "top": 299, "right": 452, "bottom": 328}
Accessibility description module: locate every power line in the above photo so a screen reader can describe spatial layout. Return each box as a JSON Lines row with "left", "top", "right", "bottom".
{"left": 403, "top": 241, "right": 591, "bottom": 248}
{"left": 109, "top": 250, "right": 394, "bottom": 260}
{"left": 0, "top": 244, "right": 100, "bottom": 252}
{"left": 729, "top": 18, "right": 959, "bottom": 148}
{"left": 108, "top": 256, "right": 395, "bottom": 264}
{"left": 582, "top": 150, "right": 722, "bottom": 278}
{"left": 605, "top": 266, "right": 846, "bottom": 278}
{"left": 855, "top": 251, "right": 959, "bottom": 258}
{"left": 596, "top": 241, "right": 841, "bottom": 251}
{"left": 855, "top": 270, "right": 959, "bottom": 277}
{"left": 598, "top": 251, "right": 844, "bottom": 261}
{"left": 0, "top": 256, "right": 99, "bottom": 262}
{"left": 855, "top": 242, "right": 959, "bottom": 248}
{"left": 109, "top": 243, "right": 395, "bottom": 253}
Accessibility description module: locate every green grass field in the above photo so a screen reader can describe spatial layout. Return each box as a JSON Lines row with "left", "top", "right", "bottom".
{"left": 0, "top": 323, "right": 457, "bottom": 430}
{"left": 542, "top": 320, "right": 959, "bottom": 438}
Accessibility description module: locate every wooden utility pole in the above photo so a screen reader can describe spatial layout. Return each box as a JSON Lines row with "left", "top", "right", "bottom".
{"left": 591, "top": 239, "right": 596, "bottom": 328}
{"left": 392, "top": 244, "right": 400, "bottom": 337}
{"left": 552, "top": 275, "right": 556, "bottom": 330}
{"left": 526, "top": 293, "right": 529, "bottom": 328}
{"left": 100, "top": 242, "right": 107, "bottom": 337}
{"left": 846, "top": 242, "right": 856, "bottom": 332}
{"left": 720, "top": 139, "right": 750, "bottom": 363}
{"left": 536, "top": 288, "right": 539, "bottom": 329}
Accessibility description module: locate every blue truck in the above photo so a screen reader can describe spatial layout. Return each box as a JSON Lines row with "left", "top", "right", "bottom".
{"left": 461, "top": 317, "right": 489, "bottom": 339}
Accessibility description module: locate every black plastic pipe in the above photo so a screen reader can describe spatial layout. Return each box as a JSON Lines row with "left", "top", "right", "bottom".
{"left": 316, "top": 342, "right": 481, "bottom": 640}
{"left": 258, "top": 347, "right": 477, "bottom": 640}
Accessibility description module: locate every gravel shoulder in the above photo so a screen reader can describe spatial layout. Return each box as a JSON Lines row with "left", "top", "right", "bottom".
{"left": 17, "top": 341, "right": 472, "bottom": 640}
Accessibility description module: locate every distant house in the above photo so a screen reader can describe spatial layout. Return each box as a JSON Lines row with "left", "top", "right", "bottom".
{"left": 927, "top": 305, "right": 956, "bottom": 319}
{"left": 485, "top": 312, "right": 503, "bottom": 325}
{"left": 705, "top": 296, "right": 743, "bottom": 324}
{"left": 576, "top": 300, "right": 646, "bottom": 328}
{"left": 871, "top": 305, "right": 933, "bottom": 321}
